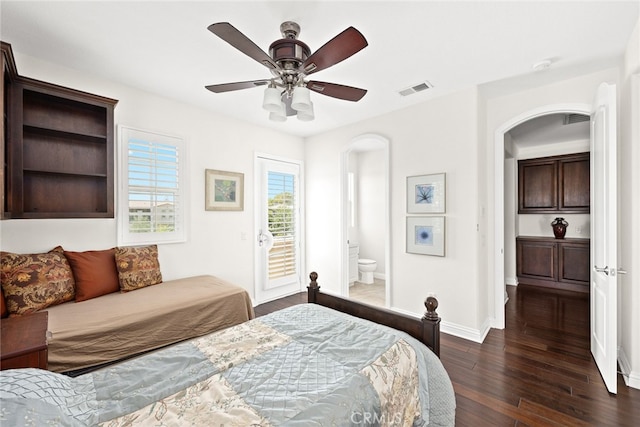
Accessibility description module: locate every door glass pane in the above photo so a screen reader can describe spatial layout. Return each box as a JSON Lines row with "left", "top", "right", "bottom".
{"left": 268, "top": 171, "right": 296, "bottom": 280}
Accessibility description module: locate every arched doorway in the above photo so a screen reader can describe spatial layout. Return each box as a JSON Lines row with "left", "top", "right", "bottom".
{"left": 492, "top": 104, "right": 591, "bottom": 328}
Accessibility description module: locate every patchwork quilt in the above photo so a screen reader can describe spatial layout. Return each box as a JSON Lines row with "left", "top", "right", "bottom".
{"left": 0, "top": 304, "right": 455, "bottom": 426}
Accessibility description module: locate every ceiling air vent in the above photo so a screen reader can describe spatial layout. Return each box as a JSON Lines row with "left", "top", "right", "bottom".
{"left": 398, "top": 81, "right": 433, "bottom": 96}
{"left": 563, "top": 113, "right": 590, "bottom": 125}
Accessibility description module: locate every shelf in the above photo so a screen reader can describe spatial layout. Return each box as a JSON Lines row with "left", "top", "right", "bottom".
{"left": 23, "top": 173, "right": 109, "bottom": 215}
{"left": 23, "top": 124, "right": 107, "bottom": 143}
{"left": 23, "top": 168, "right": 107, "bottom": 178}
{"left": 22, "top": 88, "right": 108, "bottom": 137}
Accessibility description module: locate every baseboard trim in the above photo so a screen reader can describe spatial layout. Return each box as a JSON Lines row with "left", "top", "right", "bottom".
{"left": 441, "top": 318, "right": 490, "bottom": 343}
{"left": 618, "top": 346, "right": 640, "bottom": 390}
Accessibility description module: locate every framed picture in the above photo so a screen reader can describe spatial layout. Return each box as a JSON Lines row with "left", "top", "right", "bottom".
{"left": 205, "top": 169, "right": 244, "bottom": 211}
{"left": 406, "top": 216, "right": 445, "bottom": 256}
{"left": 407, "top": 173, "right": 445, "bottom": 213}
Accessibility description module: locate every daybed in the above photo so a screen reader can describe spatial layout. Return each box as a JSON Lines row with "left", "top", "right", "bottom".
{"left": 0, "top": 272, "right": 456, "bottom": 426}
{"left": 0, "top": 245, "right": 254, "bottom": 373}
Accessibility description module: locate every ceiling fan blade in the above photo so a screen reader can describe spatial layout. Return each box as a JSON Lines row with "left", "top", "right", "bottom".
{"left": 208, "top": 22, "right": 279, "bottom": 70}
{"left": 301, "top": 27, "right": 368, "bottom": 75}
{"left": 307, "top": 81, "right": 367, "bottom": 102}
{"left": 205, "top": 80, "right": 270, "bottom": 93}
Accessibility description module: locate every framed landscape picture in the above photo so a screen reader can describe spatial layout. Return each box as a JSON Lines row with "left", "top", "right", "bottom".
{"left": 406, "top": 216, "right": 445, "bottom": 256}
{"left": 205, "top": 169, "right": 244, "bottom": 211}
{"left": 407, "top": 173, "right": 446, "bottom": 213}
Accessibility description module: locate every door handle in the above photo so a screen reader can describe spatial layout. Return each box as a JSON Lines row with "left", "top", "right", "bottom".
{"left": 594, "top": 265, "right": 609, "bottom": 275}
{"left": 618, "top": 267, "right": 627, "bottom": 275}
{"left": 257, "top": 229, "right": 274, "bottom": 249}
{"left": 257, "top": 230, "right": 268, "bottom": 247}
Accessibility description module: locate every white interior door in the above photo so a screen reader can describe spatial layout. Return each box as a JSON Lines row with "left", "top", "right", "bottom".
{"left": 590, "top": 82, "right": 618, "bottom": 394}
{"left": 255, "top": 156, "right": 302, "bottom": 303}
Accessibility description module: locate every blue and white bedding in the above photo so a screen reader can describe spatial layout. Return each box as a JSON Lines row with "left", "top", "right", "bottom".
{"left": 1, "top": 304, "right": 456, "bottom": 426}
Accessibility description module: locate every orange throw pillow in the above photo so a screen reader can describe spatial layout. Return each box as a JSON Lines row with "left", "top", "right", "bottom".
{"left": 64, "top": 248, "right": 120, "bottom": 302}
{"left": 1, "top": 290, "right": 7, "bottom": 318}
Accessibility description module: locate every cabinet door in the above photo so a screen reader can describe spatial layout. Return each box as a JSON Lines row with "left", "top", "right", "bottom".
{"left": 518, "top": 159, "right": 558, "bottom": 213}
{"left": 516, "top": 238, "right": 557, "bottom": 281}
{"left": 558, "top": 241, "right": 590, "bottom": 286}
{"left": 559, "top": 154, "right": 590, "bottom": 212}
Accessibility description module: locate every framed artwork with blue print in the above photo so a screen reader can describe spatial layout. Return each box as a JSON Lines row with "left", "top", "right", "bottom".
{"left": 407, "top": 173, "right": 445, "bottom": 213}
{"left": 406, "top": 216, "right": 445, "bottom": 256}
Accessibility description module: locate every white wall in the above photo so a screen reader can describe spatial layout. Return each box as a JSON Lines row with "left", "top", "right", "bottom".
{"left": 357, "top": 149, "right": 385, "bottom": 275}
{"left": 306, "top": 87, "right": 481, "bottom": 339}
{"left": 504, "top": 157, "right": 517, "bottom": 285}
{"left": 0, "top": 52, "right": 305, "bottom": 298}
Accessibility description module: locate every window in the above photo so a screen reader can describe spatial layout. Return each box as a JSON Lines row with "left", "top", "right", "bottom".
{"left": 267, "top": 171, "right": 297, "bottom": 280}
{"left": 118, "top": 126, "right": 187, "bottom": 245}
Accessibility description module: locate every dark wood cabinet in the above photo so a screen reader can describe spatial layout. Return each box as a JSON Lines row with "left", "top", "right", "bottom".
{"left": 1, "top": 311, "right": 48, "bottom": 370}
{"left": 516, "top": 236, "right": 590, "bottom": 293}
{"left": 2, "top": 41, "right": 117, "bottom": 219}
{"left": 1, "top": 42, "right": 18, "bottom": 219}
{"left": 518, "top": 152, "right": 590, "bottom": 214}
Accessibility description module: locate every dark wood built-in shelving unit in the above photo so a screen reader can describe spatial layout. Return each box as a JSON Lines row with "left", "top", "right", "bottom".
{"left": 1, "top": 41, "right": 117, "bottom": 219}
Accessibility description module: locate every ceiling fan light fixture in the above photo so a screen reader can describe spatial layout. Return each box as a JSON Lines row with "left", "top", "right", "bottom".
{"left": 297, "top": 102, "right": 315, "bottom": 121}
{"left": 263, "top": 86, "right": 282, "bottom": 112}
{"left": 269, "top": 100, "right": 287, "bottom": 122}
{"left": 269, "top": 111, "right": 287, "bottom": 122}
{"left": 291, "top": 86, "right": 312, "bottom": 111}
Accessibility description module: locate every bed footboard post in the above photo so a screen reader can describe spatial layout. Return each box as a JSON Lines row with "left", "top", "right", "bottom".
{"left": 307, "top": 271, "right": 320, "bottom": 303}
{"left": 422, "top": 296, "right": 441, "bottom": 357}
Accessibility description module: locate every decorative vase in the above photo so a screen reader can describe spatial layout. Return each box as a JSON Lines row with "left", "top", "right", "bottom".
{"left": 551, "top": 217, "right": 568, "bottom": 239}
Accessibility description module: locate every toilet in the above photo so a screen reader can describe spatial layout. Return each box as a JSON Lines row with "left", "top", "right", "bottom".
{"left": 358, "top": 258, "right": 377, "bottom": 284}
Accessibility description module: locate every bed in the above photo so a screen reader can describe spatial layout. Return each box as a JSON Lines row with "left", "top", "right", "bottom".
{"left": 44, "top": 275, "right": 255, "bottom": 373}
{"left": 0, "top": 272, "right": 456, "bottom": 426}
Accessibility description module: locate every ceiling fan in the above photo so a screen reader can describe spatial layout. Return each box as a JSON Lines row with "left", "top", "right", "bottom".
{"left": 205, "top": 21, "right": 368, "bottom": 121}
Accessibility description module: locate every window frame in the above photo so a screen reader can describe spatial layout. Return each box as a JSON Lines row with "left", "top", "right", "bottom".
{"left": 117, "top": 125, "right": 188, "bottom": 245}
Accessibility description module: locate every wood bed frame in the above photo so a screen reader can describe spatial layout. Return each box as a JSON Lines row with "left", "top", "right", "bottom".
{"left": 307, "top": 272, "right": 441, "bottom": 357}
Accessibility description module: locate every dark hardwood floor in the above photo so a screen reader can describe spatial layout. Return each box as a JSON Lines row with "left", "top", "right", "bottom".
{"left": 254, "top": 285, "right": 640, "bottom": 426}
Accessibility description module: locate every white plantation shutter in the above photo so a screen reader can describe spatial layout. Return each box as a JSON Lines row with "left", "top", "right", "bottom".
{"left": 118, "top": 126, "right": 187, "bottom": 244}
{"left": 267, "top": 171, "right": 297, "bottom": 280}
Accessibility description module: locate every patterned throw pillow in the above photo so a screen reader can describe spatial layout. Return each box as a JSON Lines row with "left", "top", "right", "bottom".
{"left": 0, "top": 246, "right": 75, "bottom": 316}
{"left": 114, "top": 245, "right": 162, "bottom": 292}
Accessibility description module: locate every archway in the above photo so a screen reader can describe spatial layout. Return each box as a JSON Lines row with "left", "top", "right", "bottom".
{"left": 492, "top": 104, "right": 591, "bottom": 328}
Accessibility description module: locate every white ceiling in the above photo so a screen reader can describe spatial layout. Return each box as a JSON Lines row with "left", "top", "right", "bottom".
{"left": 508, "top": 113, "right": 590, "bottom": 149}
{"left": 1, "top": 1, "right": 638, "bottom": 138}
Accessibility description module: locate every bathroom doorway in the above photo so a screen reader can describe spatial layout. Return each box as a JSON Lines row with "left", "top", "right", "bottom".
{"left": 341, "top": 134, "right": 390, "bottom": 307}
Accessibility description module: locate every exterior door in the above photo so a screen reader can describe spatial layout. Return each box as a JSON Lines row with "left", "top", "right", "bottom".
{"left": 590, "top": 82, "right": 618, "bottom": 394}
{"left": 255, "top": 156, "right": 302, "bottom": 303}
